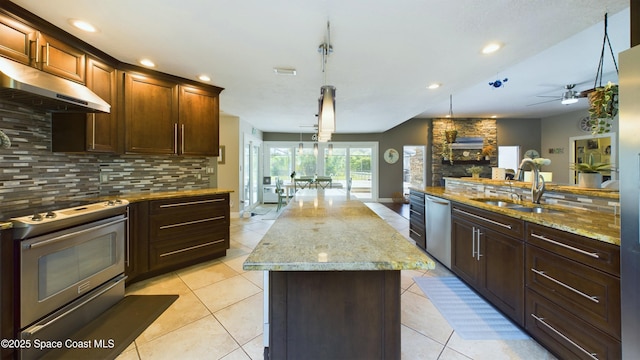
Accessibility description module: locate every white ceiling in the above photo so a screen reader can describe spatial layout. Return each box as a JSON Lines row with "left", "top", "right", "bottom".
{"left": 11, "top": 0, "right": 630, "bottom": 133}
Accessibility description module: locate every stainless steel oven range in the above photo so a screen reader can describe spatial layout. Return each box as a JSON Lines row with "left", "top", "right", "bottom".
{"left": 10, "top": 199, "right": 129, "bottom": 360}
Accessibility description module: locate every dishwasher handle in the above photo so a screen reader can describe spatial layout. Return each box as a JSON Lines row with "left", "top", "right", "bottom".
{"left": 425, "top": 196, "right": 450, "bottom": 206}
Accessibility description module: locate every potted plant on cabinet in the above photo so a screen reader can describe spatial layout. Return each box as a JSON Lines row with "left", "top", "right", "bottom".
{"left": 570, "top": 154, "right": 612, "bottom": 188}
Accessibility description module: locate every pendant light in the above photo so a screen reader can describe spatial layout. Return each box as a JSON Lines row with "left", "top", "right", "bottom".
{"left": 298, "top": 132, "right": 303, "bottom": 154}
{"left": 317, "top": 21, "right": 336, "bottom": 140}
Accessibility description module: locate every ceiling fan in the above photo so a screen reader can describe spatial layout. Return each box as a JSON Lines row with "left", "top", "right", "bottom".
{"left": 527, "top": 84, "right": 591, "bottom": 106}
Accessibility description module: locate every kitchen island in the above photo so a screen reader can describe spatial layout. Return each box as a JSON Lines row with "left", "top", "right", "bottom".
{"left": 243, "top": 189, "right": 434, "bottom": 360}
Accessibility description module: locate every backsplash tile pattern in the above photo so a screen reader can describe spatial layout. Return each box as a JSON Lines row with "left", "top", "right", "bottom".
{"left": 0, "top": 100, "right": 211, "bottom": 219}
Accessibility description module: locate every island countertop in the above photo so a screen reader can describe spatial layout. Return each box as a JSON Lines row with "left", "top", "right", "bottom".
{"left": 243, "top": 189, "right": 435, "bottom": 271}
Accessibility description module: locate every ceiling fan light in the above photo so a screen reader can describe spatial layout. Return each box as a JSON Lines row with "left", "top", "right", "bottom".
{"left": 561, "top": 90, "right": 579, "bottom": 105}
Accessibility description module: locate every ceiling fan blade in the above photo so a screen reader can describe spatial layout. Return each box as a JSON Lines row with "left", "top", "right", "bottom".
{"left": 527, "top": 98, "right": 561, "bottom": 106}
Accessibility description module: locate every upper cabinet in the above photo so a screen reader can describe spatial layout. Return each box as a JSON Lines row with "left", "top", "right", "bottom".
{"left": 179, "top": 86, "right": 220, "bottom": 156}
{"left": 34, "top": 32, "right": 86, "bottom": 83}
{"left": 52, "top": 57, "right": 118, "bottom": 153}
{"left": 124, "top": 72, "right": 179, "bottom": 154}
{"left": 124, "top": 72, "right": 221, "bottom": 156}
{"left": 0, "top": 12, "right": 36, "bottom": 65}
{"left": 0, "top": 12, "right": 86, "bottom": 84}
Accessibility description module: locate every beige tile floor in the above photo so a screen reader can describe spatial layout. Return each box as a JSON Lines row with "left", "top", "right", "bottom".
{"left": 116, "top": 203, "right": 556, "bottom": 360}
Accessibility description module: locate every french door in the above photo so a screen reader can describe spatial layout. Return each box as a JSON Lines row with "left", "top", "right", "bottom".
{"left": 243, "top": 136, "right": 261, "bottom": 212}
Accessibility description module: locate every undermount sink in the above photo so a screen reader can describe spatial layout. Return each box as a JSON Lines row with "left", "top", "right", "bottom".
{"left": 510, "top": 206, "right": 563, "bottom": 214}
{"left": 472, "top": 199, "right": 520, "bottom": 208}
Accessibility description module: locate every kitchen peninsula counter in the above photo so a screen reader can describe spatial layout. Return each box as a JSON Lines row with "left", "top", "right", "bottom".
{"left": 243, "top": 189, "right": 434, "bottom": 360}
{"left": 412, "top": 180, "right": 619, "bottom": 245}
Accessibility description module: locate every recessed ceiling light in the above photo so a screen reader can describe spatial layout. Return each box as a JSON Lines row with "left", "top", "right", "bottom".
{"left": 491, "top": 115, "right": 497, "bottom": 118}
{"left": 139, "top": 59, "right": 155, "bottom": 67}
{"left": 273, "top": 68, "right": 297, "bottom": 76}
{"left": 427, "top": 83, "right": 441, "bottom": 90}
{"left": 198, "top": 75, "right": 211, "bottom": 82}
{"left": 482, "top": 42, "right": 502, "bottom": 54}
{"left": 69, "top": 19, "right": 97, "bottom": 32}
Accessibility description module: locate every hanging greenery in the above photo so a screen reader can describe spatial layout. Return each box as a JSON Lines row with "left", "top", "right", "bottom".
{"left": 588, "top": 13, "right": 619, "bottom": 135}
{"left": 588, "top": 82, "right": 618, "bottom": 134}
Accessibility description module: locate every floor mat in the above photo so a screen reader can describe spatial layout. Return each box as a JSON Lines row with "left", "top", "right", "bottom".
{"left": 414, "top": 276, "right": 529, "bottom": 340}
{"left": 41, "top": 294, "right": 178, "bottom": 359}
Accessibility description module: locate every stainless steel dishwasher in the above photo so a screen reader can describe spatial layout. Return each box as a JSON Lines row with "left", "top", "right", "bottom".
{"left": 425, "top": 195, "right": 452, "bottom": 269}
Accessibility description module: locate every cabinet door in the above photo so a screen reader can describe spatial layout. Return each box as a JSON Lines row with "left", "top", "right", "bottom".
{"left": 481, "top": 228, "right": 524, "bottom": 325}
{"left": 179, "top": 86, "right": 220, "bottom": 156}
{"left": 85, "top": 57, "right": 117, "bottom": 152}
{"left": 451, "top": 216, "right": 481, "bottom": 288}
{"left": 0, "top": 12, "right": 36, "bottom": 65}
{"left": 124, "top": 73, "right": 178, "bottom": 154}
{"left": 37, "top": 33, "right": 86, "bottom": 83}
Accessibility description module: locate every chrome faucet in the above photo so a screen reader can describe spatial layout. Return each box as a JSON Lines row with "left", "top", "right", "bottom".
{"left": 516, "top": 158, "right": 545, "bottom": 204}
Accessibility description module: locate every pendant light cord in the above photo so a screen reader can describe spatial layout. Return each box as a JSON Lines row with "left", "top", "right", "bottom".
{"left": 594, "top": 13, "right": 619, "bottom": 89}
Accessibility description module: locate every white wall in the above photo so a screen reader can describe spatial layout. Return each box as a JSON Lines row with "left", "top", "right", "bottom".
{"left": 541, "top": 108, "right": 619, "bottom": 184}
{"left": 219, "top": 113, "right": 241, "bottom": 215}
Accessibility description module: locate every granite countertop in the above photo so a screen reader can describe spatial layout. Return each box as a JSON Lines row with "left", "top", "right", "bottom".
{"left": 243, "top": 189, "right": 435, "bottom": 271}
{"left": 414, "top": 186, "right": 620, "bottom": 246}
{"left": 97, "top": 188, "right": 234, "bottom": 203}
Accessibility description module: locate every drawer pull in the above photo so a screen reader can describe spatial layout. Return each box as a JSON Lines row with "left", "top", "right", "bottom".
{"left": 409, "top": 228, "right": 422, "bottom": 237}
{"left": 159, "top": 239, "right": 226, "bottom": 257}
{"left": 530, "top": 314, "right": 599, "bottom": 360}
{"left": 530, "top": 233, "right": 600, "bottom": 259}
{"left": 530, "top": 268, "right": 599, "bottom": 304}
{"left": 159, "top": 216, "right": 226, "bottom": 229}
{"left": 160, "top": 199, "right": 225, "bottom": 208}
{"left": 409, "top": 209, "right": 422, "bottom": 215}
{"left": 453, "top": 208, "right": 512, "bottom": 229}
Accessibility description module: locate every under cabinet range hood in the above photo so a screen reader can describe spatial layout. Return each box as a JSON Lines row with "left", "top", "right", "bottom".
{"left": 0, "top": 57, "right": 110, "bottom": 113}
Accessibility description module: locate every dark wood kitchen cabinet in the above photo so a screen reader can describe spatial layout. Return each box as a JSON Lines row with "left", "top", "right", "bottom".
{"left": 0, "top": 12, "right": 36, "bottom": 65}
{"left": 408, "top": 189, "right": 426, "bottom": 249}
{"left": 0, "top": 11, "right": 86, "bottom": 83}
{"left": 125, "top": 201, "right": 149, "bottom": 284}
{"left": 123, "top": 72, "right": 222, "bottom": 156}
{"left": 1, "top": 226, "right": 16, "bottom": 360}
{"left": 148, "top": 194, "right": 229, "bottom": 272}
{"left": 52, "top": 57, "right": 119, "bottom": 153}
{"left": 179, "top": 86, "right": 220, "bottom": 156}
{"left": 124, "top": 72, "right": 179, "bottom": 154}
{"left": 451, "top": 203, "right": 525, "bottom": 325}
{"left": 525, "top": 222, "right": 621, "bottom": 359}
{"left": 34, "top": 32, "right": 86, "bottom": 83}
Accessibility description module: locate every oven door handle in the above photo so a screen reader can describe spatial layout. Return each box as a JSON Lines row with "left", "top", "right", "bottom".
{"left": 25, "top": 218, "right": 127, "bottom": 250}
{"left": 22, "top": 275, "right": 126, "bottom": 337}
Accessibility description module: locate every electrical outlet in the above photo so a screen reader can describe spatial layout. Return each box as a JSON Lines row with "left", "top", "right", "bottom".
{"left": 100, "top": 174, "right": 110, "bottom": 183}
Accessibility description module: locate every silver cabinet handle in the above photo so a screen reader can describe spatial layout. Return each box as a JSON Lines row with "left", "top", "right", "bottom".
{"left": 472, "top": 227, "right": 477, "bottom": 259}
{"left": 159, "top": 216, "right": 226, "bottom": 230}
{"left": 530, "top": 268, "right": 599, "bottom": 303}
{"left": 453, "top": 208, "right": 512, "bottom": 229}
{"left": 530, "top": 314, "right": 599, "bottom": 360}
{"left": 159, "top": 238, "right": 225, "bottom": 257}
{"left": 409, "top": 228, "right": 422, "bottom": 237}
{"left": 530, "top": 233, "right": 600, "bottom": 259}
{"left": 159, "top": 198, "right": 224, "bottom": 208}
{"left": 181, "top": 124, "right": 185, "bottom": 154}
{"left": 174, "top": 123, "right": 178, "bottom": 154}
{"left": 91, "top": 113, "right": 96, "bottom": 149}
{"left": 476, "top": 228, "right": 483, "bottom": 260}
{"left": 409, "top": 209, "right": 422, "bottom": 215}
{"left": 126, "top": 207, "right": 130, "bottom": 266}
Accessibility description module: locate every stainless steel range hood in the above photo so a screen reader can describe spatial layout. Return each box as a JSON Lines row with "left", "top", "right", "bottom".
{"left": 0, "top": 57, "right": 110, "bottom": 113}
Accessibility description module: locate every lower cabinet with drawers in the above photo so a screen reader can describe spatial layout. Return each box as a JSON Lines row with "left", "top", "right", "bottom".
{"left": 126, "top": 193, "right": 230, "bottom": 284}
{"left": 409, "top": 189, "right": 426, "bottom": 249}
{"left": 525, "top": 222, "right": 621, "bottom": 360}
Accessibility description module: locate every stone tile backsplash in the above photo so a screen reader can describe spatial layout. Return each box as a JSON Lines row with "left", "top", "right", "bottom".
{"left": 0, "top": 100, "right": 211, "bottom": 219}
